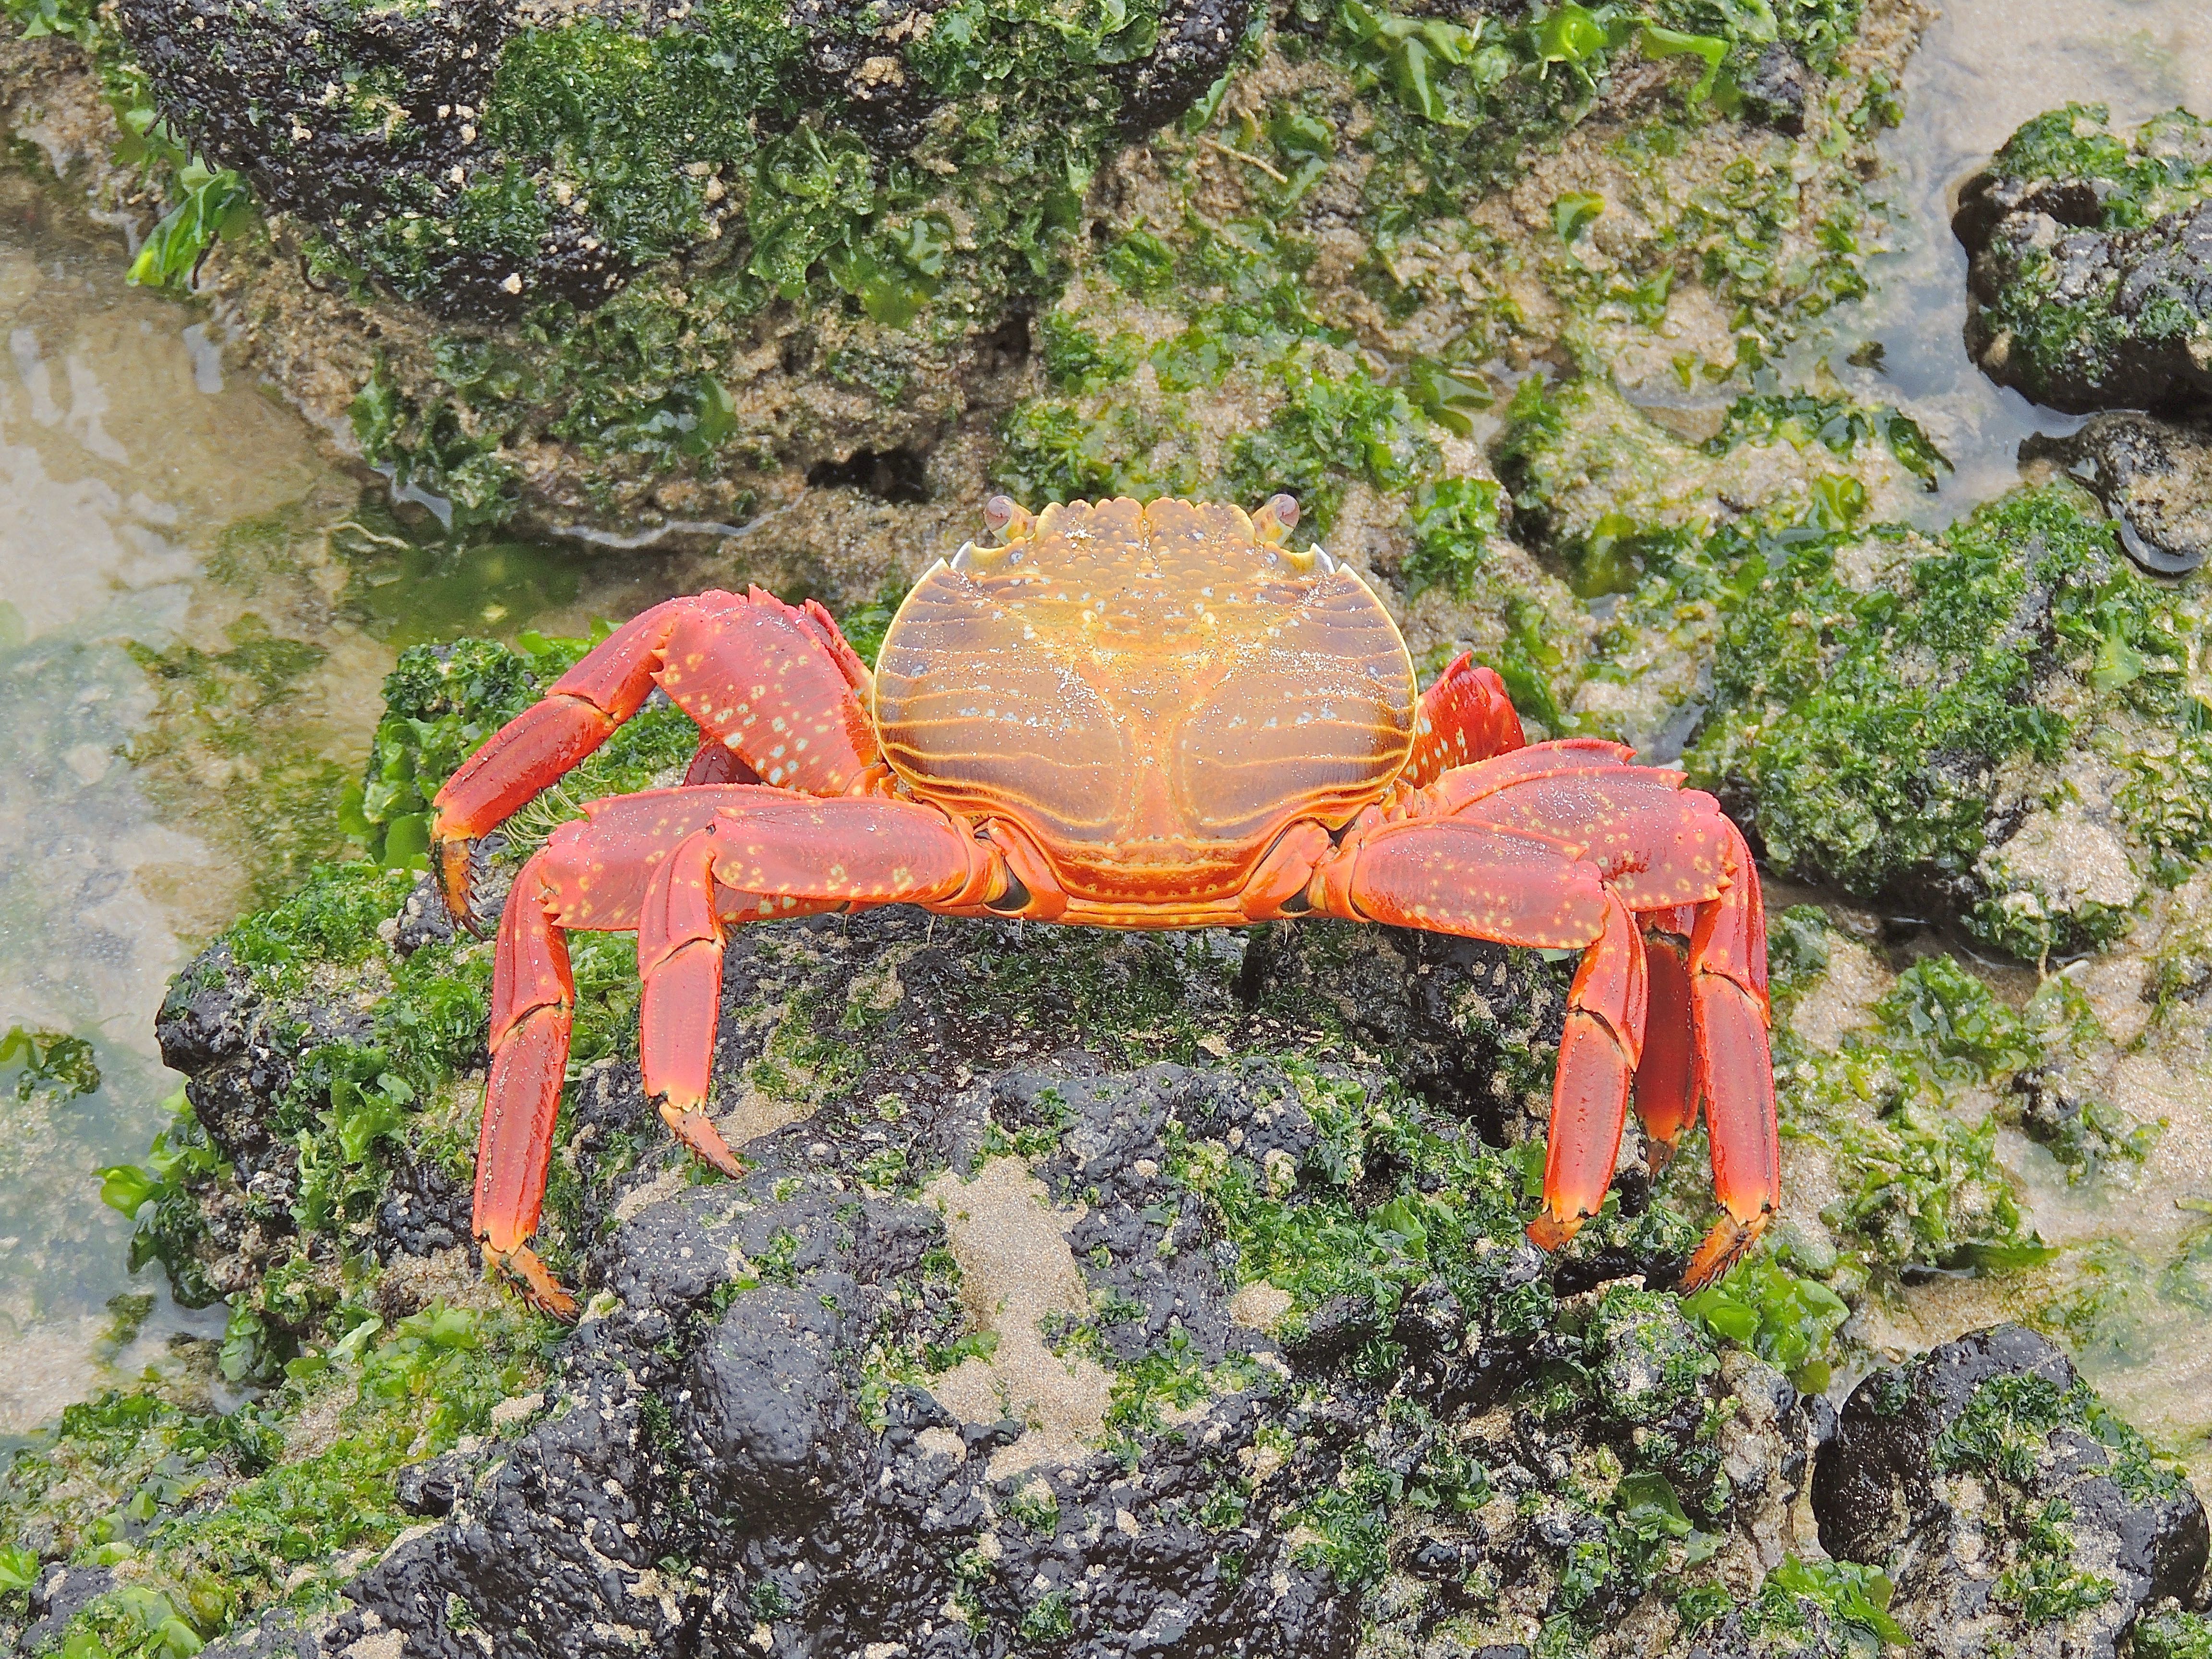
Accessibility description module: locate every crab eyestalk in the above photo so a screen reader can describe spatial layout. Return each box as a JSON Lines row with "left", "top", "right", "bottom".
{"left": 983, "top": 493, "right": 1036, "bottom": 543}
{"left": 1251, "top": 492, "right": 1299, "bottom": 544}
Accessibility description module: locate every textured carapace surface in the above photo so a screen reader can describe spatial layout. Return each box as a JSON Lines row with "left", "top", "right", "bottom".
{"left": 874, "top": 496, "right": 1418, "bottom": 904}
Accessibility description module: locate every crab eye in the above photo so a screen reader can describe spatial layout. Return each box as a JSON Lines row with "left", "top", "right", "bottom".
{"left": 1252, "top": 493, "right": 1300, "bottom": 545}
{"left": 983, "top": 494, "right": 1036, "bottom": 544}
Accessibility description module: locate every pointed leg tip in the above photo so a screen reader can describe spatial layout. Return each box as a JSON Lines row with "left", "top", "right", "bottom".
{"left": 1527, "top": 1211, "right": 1583, "bottom": 1253}
{"left": 493, "top": 1244, "right": 580, "bottom": 1322}
{"left": 1676, "top": 1210, "right": 1772, "bottom": 1294}
{"left": 661, "top": 1104, "right": 746, "bottom": 1180}
{"left": 1644, "top": 1138, "right": 1680, "bottom": 1178}
{"left": 436, "top": 835, "right": 497, "bottom": 936}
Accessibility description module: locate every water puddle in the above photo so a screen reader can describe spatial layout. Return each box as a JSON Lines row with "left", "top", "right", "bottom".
{"left": 1807, "top": 0, "right": 2212, "bottom": 513}
{"left": 0, "top": 168, "right": 689, "bottom": 1434}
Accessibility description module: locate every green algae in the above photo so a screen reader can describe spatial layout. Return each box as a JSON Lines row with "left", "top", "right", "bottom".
{"left": 1683, "top": 480, "right": 2209, "bottom": 955}
{"left": 0, "top": 1304, "right": 549, "bottom": 1654}
{"left": 1743, "top": 1554, "right": 1905, "bottom": 1647}
{"left": 2139, "top": 1609, "right": 2212, "bottom": 1659}
{"left": 1964, "top": 104, "right": 2212, "bottom": 406}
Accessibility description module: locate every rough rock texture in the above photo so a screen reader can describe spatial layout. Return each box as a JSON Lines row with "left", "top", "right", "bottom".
{"left": 133, "top": 896, "right": 1855, "bottom": 1659}
{"left": 2025, "top": 413, "right": 2212, "bottom": 574}
{"left": 1815, "top": 1325, "right": 2210, "bottom": 1659}
{"left": 1957, "top": 105, "right": 2212, "bottom": 414}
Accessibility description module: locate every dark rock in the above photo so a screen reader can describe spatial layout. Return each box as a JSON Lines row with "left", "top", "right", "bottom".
{"left": 387, "top": 872, "right": 457, "bottom": 958}
{"left": 159, "top": 905, "right": 1828, "bottom": 1657}
{"left": 1814, "top": 1324, "right": 2209, "bottom": 1658}
{"left": 2024, "top": 413, "right": 2212, "bottom": 573}
{"left": 1955, "top": 108, "right": 2212, "bottom": 413}
{"left": 393, "top": 1452, "right": 477, "bottom": 1519}
{"left": 1110, "top": 0, "right": 1253, "bottom": 136}
{"left": 374, "top": 1150, "right": 473, "bottom": 1263}
{"left": 20, "top": 1563, "right": 115, "bottom": 1651}
{"left": 1738, "top": 43, "right": 1811, "bottom": 136}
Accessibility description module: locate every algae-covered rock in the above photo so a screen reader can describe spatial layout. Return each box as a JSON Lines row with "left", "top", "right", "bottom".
{"left": 1, "top": 0, "right": 1916, "bottom": 550}
{"left": 2026, "top": 413, "right": 2212, "bottom": 576}
{"left": 1956, "top": 104, "right": 2212, "bottom": 415}
{"left": 1813, "top": 1324, "right": 2207, "bottom": 1658}
{"left": 1683, "top": 480, "right": 2212, "bottom": 958}
{"left": 108, "top": 914, "right": 1845, "bottom": 1658}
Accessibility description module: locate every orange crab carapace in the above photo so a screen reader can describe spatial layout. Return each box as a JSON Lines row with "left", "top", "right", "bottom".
{"left": 432, "top": 493, "right": 1779, "bottom": 1317}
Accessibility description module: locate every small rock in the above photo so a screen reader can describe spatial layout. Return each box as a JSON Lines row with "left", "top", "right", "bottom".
{"left": 2025, "top": 413, "right": 2212, "bottom": 574}
{"left": 1738, "top": 43, "right": 1811, "bottom": 135}
{"left": 1813, "top": 1325, "right": 2208, "bottom": 1658}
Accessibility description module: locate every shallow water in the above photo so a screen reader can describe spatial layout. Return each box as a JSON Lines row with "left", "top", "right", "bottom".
{"left": 1, "top": 0, "right": 2211, "bottom": 1452}
{"left": 0, "top": 169, "right": 693, "bottom": 1434}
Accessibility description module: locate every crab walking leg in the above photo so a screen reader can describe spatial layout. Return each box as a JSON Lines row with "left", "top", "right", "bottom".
{"left": 431, "top": 590, "right": 883, "bottom": 920}
{"left": 1633, "top": 907, "right": 1701, "bottom": 1174}
{"left": 433, "top": 600, "right": 690, "bottom": 915}
{"left": 1401, "top": 654, "right": 1527, "bottom": 787}
{"left": 475, "top": 851, "right": 581, "bottom": 1318}
{"left": 1311, "top": 822, "right": 1655, "bottom": 1249}
{"left": 474, "top": 792, "right": 1008, "bottom": 1317}
{"left": 1678, "top": 822, "right": 1780, "bottom": 1291}
{"left": 634, "top": 829, "right": 749, "bottom": 1178}
{"left": 1527, "top": 893, "right": 1648, "bottom": 1251}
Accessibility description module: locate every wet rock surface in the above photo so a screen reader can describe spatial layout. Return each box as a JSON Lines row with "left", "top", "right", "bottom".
{"left": 1956, "top": 105, "right": 2212, "bottom": 414}
{"left": 1815, "top": 1325, "right": 2209, "bottom": 1659}
{"left": 105, "top": 889, "right": 2210, "bottom": 1659}
{"left": 2026, "top": 413, "right": 2212, "bottom": 574}
{"left": 142, "top": 903, "right": 1835, "bottom": 1658}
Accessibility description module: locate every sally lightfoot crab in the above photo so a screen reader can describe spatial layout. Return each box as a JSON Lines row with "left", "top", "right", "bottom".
{"left": 431, "top": 493, "right": 1779, "bottom": 1318}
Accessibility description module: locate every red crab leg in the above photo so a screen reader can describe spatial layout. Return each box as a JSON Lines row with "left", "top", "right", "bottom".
{"left": 1426, "top": 738, "right": 1644, "bottom": 815}
{"left": 473, "top": 792, "right": 1005, "bottom": 1319}
{"left": 635, "top": 829, "right": 749, "bottom": 1178}
{"left": 433, "top": 599, "right": 690, "bottom": 917}
{"left": 431, "top": 590, "right": 883, "bottom": 922}
{"left": 1312, "top": 818, "right": 1653, "bottom": 1250}
{"left": 475, "top": 850, "right": 580, "bottom": 1320}
{"left": 1402, "top": 654, "right": 1526, "bottom": 788}
{"left": 1634, "top": 906, "right": 1701, "bottom": 1172}
{"left": 632, "top": 794, "right": 1007, "bottom": 1148}
{"left": 1677, "top": 821, "right": 1779, "bottom": 1291}
{"left": 1530, "top": 891, "right": 1647, "bottom": 1251}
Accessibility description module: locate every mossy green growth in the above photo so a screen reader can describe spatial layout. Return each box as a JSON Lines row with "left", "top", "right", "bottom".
{"left": 1932, "top": 1367, "right": 2186, "bottom": 1504}
{"left": 1322, "top": 0, "right": 1863, "bottom": 240}
{"left": 1926, "top": 1366, "right": 2189, "bottom": 1630}
{"left": 2137, "top": 1609, "right": 2212, "bottom": 1659}
{"left": 1171, "top": 1059, "right": 1549, "bottom": 1354}
{"left": 0, "top": 1306, "right": 548, "bottom": 1654}
{"left": 1680, "top": 1249, "right": 1847, "bottom": 1392}
{"left": 1687, "top": 480, "right": 2206, "bottom": 955}
{"left": 1966, "top": 105, "right": 2212, "bottom": 407}
{"left": 1744, "top": 1554, "right": 1905, "bottom": 1647}
{"left": 228, "top": 0, "right": 1179, "bottom": 325}
{"left": 1984, "top": 104, "right": 2212, "bottom": 232}
{"left": 998, "top": 216, "right": 1445, "bottom": 536}
{"left": 1777, "top": 951, "right": 2037, "bottom": 1274}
